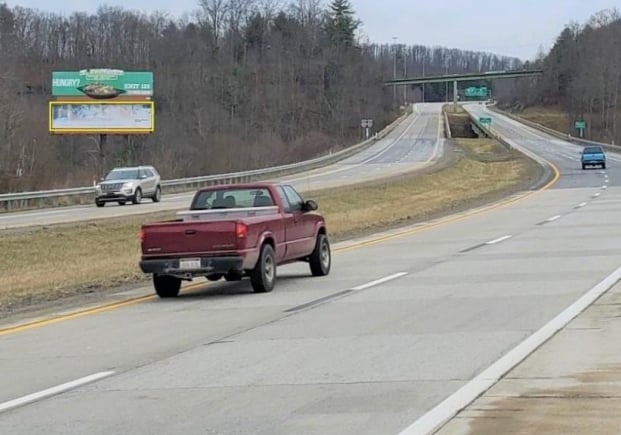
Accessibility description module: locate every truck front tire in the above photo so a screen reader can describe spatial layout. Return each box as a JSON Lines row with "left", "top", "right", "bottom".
{"left": 153, "top": 274, "right": 181, "bottom": 298}
{"left": 309, "top": 233, "right": 331, "bottom": 276}
{"left": 250, "top": 243, "right": 276, "bottom": 293}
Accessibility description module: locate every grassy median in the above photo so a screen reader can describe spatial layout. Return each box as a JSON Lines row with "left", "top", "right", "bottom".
{"left": 0, "top": 138, "right": 542, "bottom": 313}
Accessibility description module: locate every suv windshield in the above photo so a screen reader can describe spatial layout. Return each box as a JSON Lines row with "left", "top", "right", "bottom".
{"left": 105, "top": 169, "right": 140, "bottom": 181}
{"left": 583, "top": 147, "right": 603, "bottom": 154}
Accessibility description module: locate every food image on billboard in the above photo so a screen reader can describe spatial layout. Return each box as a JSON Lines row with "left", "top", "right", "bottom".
{"left": 52, "top": 69, "right": 153, "bottom": 99}
{"left": 49, "top": 101, "right": 155, "bottom": 134}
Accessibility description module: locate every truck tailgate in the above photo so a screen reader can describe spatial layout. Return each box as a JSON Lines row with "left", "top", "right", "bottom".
{"left": 142, "top": 221, "right": 239, "bottom": 256}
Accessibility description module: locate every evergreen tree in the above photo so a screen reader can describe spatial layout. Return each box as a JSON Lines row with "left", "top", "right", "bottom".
{"left": 324, "top": 0, "right": 360, "bottom": 46}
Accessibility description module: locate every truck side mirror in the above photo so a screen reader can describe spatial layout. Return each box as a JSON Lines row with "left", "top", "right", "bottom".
{"left": 304, "top": 200, "right": 318, "bottom": 211}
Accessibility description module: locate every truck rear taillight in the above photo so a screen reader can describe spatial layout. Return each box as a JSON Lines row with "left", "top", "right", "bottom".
{"left": 138, "top": 229, "right": 145, "bottom": 242}
{"left": 235, "top": 222, "right": 248, "bottom": 239}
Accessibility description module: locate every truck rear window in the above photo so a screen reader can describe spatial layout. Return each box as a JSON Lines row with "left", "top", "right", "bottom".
{"left": 192, "top": 188, "right": 275, "bottom": 210}
{"left": 583, "top": 147, "right": 603, "bottom": 154}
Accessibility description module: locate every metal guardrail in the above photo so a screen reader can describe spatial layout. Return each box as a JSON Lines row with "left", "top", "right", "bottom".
{"left": 443, "top": 109, "right": 452, "bottom": 139}
{"left": 0, "top": 107, "right": 413, "bottom": 212}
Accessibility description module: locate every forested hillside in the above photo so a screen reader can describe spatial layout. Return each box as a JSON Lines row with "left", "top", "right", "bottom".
{"left": 496, "top": 8, "right": 621, "bottom": 144}
{"left": 0, "top": 0, "right": 521, "bottom": 192}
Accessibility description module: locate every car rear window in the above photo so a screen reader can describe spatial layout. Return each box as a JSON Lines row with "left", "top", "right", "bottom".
{"left": 191, "top": 188, "right": 275, "bottom": 210}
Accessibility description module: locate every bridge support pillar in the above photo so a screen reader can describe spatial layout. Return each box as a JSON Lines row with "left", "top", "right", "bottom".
{"left": 453, "top": 80, "right": 458, "bottom": 105}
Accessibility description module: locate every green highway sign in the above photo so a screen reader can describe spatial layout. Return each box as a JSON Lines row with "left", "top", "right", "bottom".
{"left": 465, "top": 86, "right": 488, "bottom": 98}
{"left": 52, "top": 69, "right": 153, "bottom": 98}
{"left": 479, "top": 116, "right": 492, "bottom": 125}
{"left": 575, "top": 120, "right": 586, "bottom": 129}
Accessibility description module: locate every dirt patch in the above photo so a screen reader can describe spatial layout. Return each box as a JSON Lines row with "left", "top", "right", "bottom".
{"left": 459, "top": 364, "right": 621, "bottom": 435}
{"left": 0, "top": 138, "right": 545, "bottom": 318}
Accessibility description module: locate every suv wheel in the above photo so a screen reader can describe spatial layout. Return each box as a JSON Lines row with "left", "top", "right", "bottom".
{"left": 132, "top": 188, "right": 142, "bottom": 205}
{"left": 152, "top": 186, "right": 162, "bottom": 203}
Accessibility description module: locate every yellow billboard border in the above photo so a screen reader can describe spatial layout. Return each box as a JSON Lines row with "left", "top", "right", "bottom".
{"left": 49, "top": 100, "right": 155, "bottom": 134}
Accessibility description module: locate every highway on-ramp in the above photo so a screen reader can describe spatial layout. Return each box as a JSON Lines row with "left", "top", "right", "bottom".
{"left": 0, "top": 103, "right": 444, "bottom": 230}
{"left": 2, "top": 106, "right": 621, "bottom": 434}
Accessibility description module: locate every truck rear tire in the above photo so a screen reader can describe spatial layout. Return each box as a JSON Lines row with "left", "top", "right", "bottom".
{"left": 153, "top": 274, "right": 181, "bottom": 298}
{"left": 250, "top": 243, "right": 276, "bottom": 293}
{"left": 206, "top": 273, "right": 224, "bottom": 281}
{"left": 309, "top": 233, "right": 331, "bottom": 276}
{"left": 602, "top": 163, "right": 606, "bottom": 169}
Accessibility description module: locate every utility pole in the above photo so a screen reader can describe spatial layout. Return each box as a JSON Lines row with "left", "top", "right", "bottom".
{"left": 403, "top": 49, "right": 407, "bottom": 105}
{"left": 392, "top": 36, "right": 398, "bottom": 104}
{"left": 422, "top": 55, "right": 426, "bottom": 103}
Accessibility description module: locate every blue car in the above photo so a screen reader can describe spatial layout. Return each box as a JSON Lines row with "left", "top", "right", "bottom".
{"left": 581, "top": 145, "right": 606, "bottom": 170}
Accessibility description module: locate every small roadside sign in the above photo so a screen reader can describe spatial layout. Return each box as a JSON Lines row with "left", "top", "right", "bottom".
{"left": 479, "top": 116, "right": 492, "bottom": 125}
{"left": 575, "top": 120, "right": 586, "bottom": 138}
{"left": 361, "top": 119, "right": 374, "bottom": 139}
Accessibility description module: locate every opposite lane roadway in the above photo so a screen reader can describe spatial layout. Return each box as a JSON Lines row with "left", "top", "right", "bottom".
{"left": 0, "top": 103, "right": 444, "bottom": 230}
{"left": 2, "top": 105, "right": 621, "bottom": 434}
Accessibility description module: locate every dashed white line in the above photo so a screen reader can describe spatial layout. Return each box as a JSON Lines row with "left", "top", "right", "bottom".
{"left": 351, "top": 272, "right": 408, "bottom": 290}
{"left": 576, "top": 202, "right": 588, "bottom": 208}
{"left": 593, "top": 193, "right": 601, "bottom": 198}
{"left": 602, "top": 185, "right": 608, "bottom": 190}
{"left": 0, "top": 371, "right": 115, "bottom": 413}
{"left": 485, "top": 235, "right": 512, "bottom": 245}
{"left": 547, "top": 215, "right": 562, "bottom": 222}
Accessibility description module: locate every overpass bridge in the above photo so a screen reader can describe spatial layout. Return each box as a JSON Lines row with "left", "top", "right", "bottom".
{"left": 384, "top": 69, "right": 543, "bottom": 104}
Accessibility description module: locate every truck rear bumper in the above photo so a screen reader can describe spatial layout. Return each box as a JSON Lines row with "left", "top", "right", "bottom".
{"left": 140, "top": 256, "right": 244, "bottom": 276}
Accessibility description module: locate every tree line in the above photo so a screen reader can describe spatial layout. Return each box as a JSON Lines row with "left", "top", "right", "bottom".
{"left": 0, "top": 0, "right": 522, "bottom": 192}
{"left": 497, "top": 8, "right": 621, "bottom": 144}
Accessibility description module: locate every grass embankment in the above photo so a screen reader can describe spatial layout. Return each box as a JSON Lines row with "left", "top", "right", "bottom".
{"left": 0, "top": 138, "right": 541, "bottom": 312}
{"left": 513, "top": 106, "right": 571, "bottom": 134}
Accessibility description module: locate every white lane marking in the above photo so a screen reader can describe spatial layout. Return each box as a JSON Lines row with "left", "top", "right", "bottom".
{"left": 351, "top": 272, "right": 408, "bottom": 291}
{"left": 485, "top": 235, "right": 512, "bottom": 245}
{"left": 576, "top": 202, "right": 587, "bottom": 208}
{"left": 593, "top": 193, "right": 601, "bottom": 198}
{"left": 602, "top": 185, "right": 608, "bottom": 190}
{"left": 547, "top": 215, "right": 562, "bottom": 222}
{"left": 0, "top": 371, "right": 115, "bottom": 413}
{"left": 397, "top": 264, "right": 621, "bottom": 435}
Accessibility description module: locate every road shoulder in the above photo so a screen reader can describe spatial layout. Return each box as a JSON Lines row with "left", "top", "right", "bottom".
{"left": 437, "top": 281, "right": 621, "bottom": 435}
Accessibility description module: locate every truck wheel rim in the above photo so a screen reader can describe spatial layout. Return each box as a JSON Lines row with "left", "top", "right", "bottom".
{"left": 264, "top": 255, "right": 274, "bottom": 282}
{"left": 321, "top": 240, "right": 330, "bottom": 268}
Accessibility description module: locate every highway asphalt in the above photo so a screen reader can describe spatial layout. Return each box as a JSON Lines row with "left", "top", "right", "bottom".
{"left": 0, "top": 103, "right": 444, "bottom": 230}
{"left": 2, "top": 105, "right": 621, "bottom": 434}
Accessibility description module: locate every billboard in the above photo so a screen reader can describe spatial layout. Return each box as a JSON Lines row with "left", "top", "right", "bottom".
{"left": 52, "top": 69, "right": 153, "bottom": 98}
{"left": 49, "top": 101, "right": 155, "bottom": 134}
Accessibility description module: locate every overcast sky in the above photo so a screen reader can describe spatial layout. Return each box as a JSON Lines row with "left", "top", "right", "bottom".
{"left": 4, "top": 0, "right": 620, "bottom": 60}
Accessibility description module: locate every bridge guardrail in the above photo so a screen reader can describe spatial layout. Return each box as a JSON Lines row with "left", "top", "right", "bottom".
{"left": 488, "top": 106, "right": 621, "bottom": 152}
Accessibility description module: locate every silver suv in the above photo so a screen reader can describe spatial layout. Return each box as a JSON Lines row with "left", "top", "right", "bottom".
{"left": 95, "top": 166, "right": 162, "bottom": 207}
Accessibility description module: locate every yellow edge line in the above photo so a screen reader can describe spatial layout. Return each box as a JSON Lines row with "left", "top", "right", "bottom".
{"left": 0, "top": 159, "right": 560, "bottom": 337}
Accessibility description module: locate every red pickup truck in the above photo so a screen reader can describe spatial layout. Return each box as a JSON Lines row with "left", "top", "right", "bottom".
{"left": 139, "top": 182, "right": 331, "bottom": 297}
